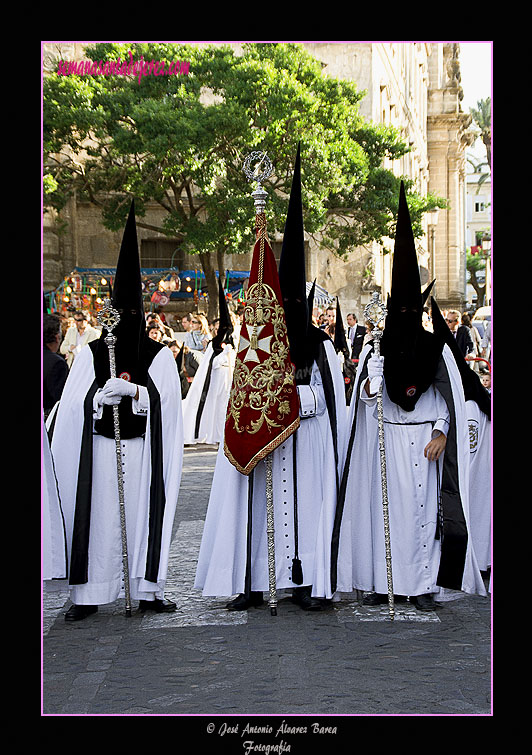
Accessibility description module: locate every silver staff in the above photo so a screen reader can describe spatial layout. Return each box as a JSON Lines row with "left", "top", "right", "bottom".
{"left": 364, "top": 291, "right": 394, "bottom": 621}
{"left": 243, "top": 151, "right": 278, "bottom": 616}
{"left": 97, "top": 299, "right": 132, "bottom": 617}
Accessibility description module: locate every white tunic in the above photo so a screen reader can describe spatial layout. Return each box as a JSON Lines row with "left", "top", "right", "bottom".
{"left": 194, "top": 339, "right": 348, "bottom": 599}
{"left": 182, "top": 342, "right": 236, "bottom": 445}
{"left": 335, "top": 342, "right": 486, "bottom": 599}
{"left": 42, "top": 417, "right": 67, "bottom": 581}
{"left": 466, "top": 400, "right": 491, "bottom": 571}
{"left": 49, "top": 344, "right": 184, "bottom": 605}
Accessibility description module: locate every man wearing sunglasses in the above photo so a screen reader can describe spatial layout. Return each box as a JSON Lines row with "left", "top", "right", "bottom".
{"left": 445, "top": 310, "right": 473, "bottom": 358}
{"left": 60, "top": 310, "right": 101, "bottom": 368}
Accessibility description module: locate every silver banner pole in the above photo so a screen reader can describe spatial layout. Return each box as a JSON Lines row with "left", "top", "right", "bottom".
{"left": 364, "top": 291, "right": 394, "bottom": 621}
{"left": 243, "top": 151, "right": 278, "bottom": 616}
{"left": 97, "top": 299, "right": 132, "bottom": 617}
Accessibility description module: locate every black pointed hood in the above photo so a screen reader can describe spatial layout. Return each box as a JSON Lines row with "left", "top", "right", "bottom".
{"left": 380, "top": 183, "right": 442, "bottom": 411}
{"left": 422, "top": 279, "right": 435, "bottom": 306}
{"left": 389, "top": 181, "right": 422, "bottom": 315}
{"left": 333, "top": 297, "right": 350, "bottom": 359}
{"left": 431, "top": 296, "right": 491, "bottom": 419}
{"left": 91, "top": 200, "right": 163, "bottom": 439}
{"left": 212, "top": 275, "right": 234, "bottom": 354}
{"left": 278, "top": 144, "right": 327, "bottom": 384}
{"left": 111, "top": 201, "right": 144, "bottom": 317}
{"left": 307, "top": 279, "right": 316, "bottom": 313}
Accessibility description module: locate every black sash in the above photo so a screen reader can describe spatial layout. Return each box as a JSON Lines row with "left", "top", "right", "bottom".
{"left": 194, "top": 351, "right": 216, "bottom": 439}
{"left": 69, "top": 380, "right": 99, "bottom": 585}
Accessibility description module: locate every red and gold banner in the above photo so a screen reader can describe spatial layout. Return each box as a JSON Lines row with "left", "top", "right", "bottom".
{"left": 224, "top": 214, "right": 300, "bottom": 475}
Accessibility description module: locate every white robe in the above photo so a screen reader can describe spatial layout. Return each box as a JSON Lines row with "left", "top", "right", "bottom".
{"left": 335, "top": 342, "right": 486, "bottom": 599}
{"left": 49, "top": 344, "right": 184, "bottom": 605}
{"left": 182, "top": 342, "right": 236, "bottom": 445}
{"left": 194, "top": 339, "right": 348, "bottom": 599}
{"left": 42, "top": 417, "right": 67, "bottom": 581}
{"left": 466, "top": 400, "right": 491, "bottom": 571}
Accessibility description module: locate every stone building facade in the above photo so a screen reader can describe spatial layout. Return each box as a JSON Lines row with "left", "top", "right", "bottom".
{"left": 304, "top": 42, "right": 474, "bottom": 315}
{"left": 42, "top": 41, "right": 474, "bottom": 317}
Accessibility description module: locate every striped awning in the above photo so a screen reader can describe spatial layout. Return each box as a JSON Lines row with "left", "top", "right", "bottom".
{"left": 306, "top": 281, "right": 334, "bottom": 307}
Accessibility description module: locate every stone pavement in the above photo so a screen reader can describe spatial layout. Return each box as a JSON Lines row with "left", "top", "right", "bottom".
{"left": 42, "top": 444, "right": 492, "bottom": 729}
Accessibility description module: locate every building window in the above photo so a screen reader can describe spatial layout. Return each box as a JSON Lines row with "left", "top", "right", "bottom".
{"left": 141, "top": 238, "right": 184, "bottom": 269}
{"left": 474, "top": 200, "right": 486, "bottom": 213}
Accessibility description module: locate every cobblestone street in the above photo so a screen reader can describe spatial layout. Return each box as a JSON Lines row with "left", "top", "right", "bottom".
{"left": 42, "top": 445, "right": 492, "bottom": 731}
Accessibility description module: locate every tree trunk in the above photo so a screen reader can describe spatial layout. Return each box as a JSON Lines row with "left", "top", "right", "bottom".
{"left": 468, "top": 266, "right": 486, "bottom": 308}
{"left": 216, "top": 249, "right": 226, "bottom": 303}
{"left": 198, "top": 251, "right": 218, "bottom": 321}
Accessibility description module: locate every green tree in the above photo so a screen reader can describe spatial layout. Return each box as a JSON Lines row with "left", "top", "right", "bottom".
{"left": 469, "top": 97, "right": 491, "bottom": 168}
{"left": 466, "top": 246, "right": 490, "bottom": 307}
{"left": 43, "top": 42, "right": 445, "bottom": 318}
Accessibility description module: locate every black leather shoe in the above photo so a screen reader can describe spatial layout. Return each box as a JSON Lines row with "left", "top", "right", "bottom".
{"left": 363, "top": 592, "right": 407, "bottom": 606}
{"left": 138, "top": 598, "right": 177, "bottom": 613}
{"left": 409, "top": 594, "right": 438, "bottom": 611}
{"left": 225, "top": 592, "right": 264, "bottom": 611}
{"left": 291, "top": 586, "right": 323, "bottom": 611}
{"left": 65, "top": 604, "right": 98, "bottom": 622}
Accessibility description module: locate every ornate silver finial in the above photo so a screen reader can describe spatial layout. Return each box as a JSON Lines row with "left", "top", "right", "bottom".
{"left": 243, "top": 151, "right": 273, "bottom": 213}
{"left": 364, "top": 291, "right": 387, "bottom": 332}
{"left": 97, "top": 297, "right": 121, "bottom": 347}
{"left": 97, "top": 298, "right": 120, "bottom": 333}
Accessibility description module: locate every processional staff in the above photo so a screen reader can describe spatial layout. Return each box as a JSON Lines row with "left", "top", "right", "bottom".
{"left": 97, "top": 299, "right": 132, "bottom": 617}
{"left": 243, "top": 151, "right": 278, "bottom": 616}
{"left": 364, "top": 291, "right": 395, "bottom": 621}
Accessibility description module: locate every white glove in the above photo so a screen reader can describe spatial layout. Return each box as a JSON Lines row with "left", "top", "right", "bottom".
{"left": 100, "top": 377, "right": 138, "bottom": 404}
{"left": 97, "top": 390, "right": 122, "bottom": 406}
{"left": 367, "top": 354, "right": 384, "bottom": 394}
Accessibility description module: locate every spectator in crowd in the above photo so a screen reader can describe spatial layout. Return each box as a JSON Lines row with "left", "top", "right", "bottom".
{"left": 480, "top": 318, "right": 491, "bottom": 364}
{"left": 181, "top": 313, "right": 193, "bottom": 332}
{"left": 480, "top": 372, "right": 491, "bottom": 393}
{"left": 462, "top": 312, "right": 483, "bottom": 371}
{"left": 43, "top": 313, "right": 69, "bottom": 418}
{"left": 445, "top": 309, "right": 474, "bottom": 358}
{"left": 146, "top": 311, "right": 174, "bottom": 341}
{"left": 166, "top": 339, "right": 199, "bottom": 398}
{"left": 346, "top": 312, "right": 366, "bottom": 360}
{"left": 184, "top": 314, "right": 211, "bottom": 352}
{"left": 147, "top": 323, "right": 165, "bottom": 342}
{"left": 422, "top": 306, "right": 433, "bottom": 332}
{"left": 321, "top": 305, "right": 336, "bottom": 333}
{"left": 60, "top": 310, "right": 101, "bottom": 368}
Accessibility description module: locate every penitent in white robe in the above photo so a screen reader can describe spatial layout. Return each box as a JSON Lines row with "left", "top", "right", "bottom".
{"left": 182, "top": 342, "right": 236, "bottom": 445}
{"left": 49, "top": 344, "right": 184, "bottom": 606}
{"left": 194, "top": 339, "right": 348, "bottom": 600}
{"left": 334, "top": 342, "right": 486, "bottom": 600}
{"left": 466, "top": 399, "right": 491, "bottom": 571}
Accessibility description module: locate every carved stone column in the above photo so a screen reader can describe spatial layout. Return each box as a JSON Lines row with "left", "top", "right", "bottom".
{"left": 426, "top": 43, "right": 473, "bottom": 310}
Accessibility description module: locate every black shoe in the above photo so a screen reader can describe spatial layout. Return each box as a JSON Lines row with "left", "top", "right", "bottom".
{"left": 291, "top": 586, "right": 323, "bottom": 611}
{"left": 65, "top": 604, "right": 98, "bottom": 622}
{"left": 225, "top": 592, "right": 264, "bottom": 611}
{"left": 138, "top": 598, "right": 177, "bottom": 613}
{"left": 409, "top": 594, "right": 438, "bottom": 611}
{"left": 362, "top": 592, "right": 407, "bottom": 606}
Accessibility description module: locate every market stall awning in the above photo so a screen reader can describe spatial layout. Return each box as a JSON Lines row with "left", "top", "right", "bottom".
{"left": 306, "top": 281, "right": 334, "bottom": 307}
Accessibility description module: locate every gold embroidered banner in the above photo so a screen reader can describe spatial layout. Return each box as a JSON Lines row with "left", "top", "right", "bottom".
{"left": 224, "top": 214, "right": 300, "bottom": 475}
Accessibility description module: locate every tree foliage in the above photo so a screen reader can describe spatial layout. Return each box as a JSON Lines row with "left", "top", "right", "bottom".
{"left": 469, "top": 97, "right": 491, "bottom": 168}
{"left": 43, "top": 42, "right": 445, "bottom": 313}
